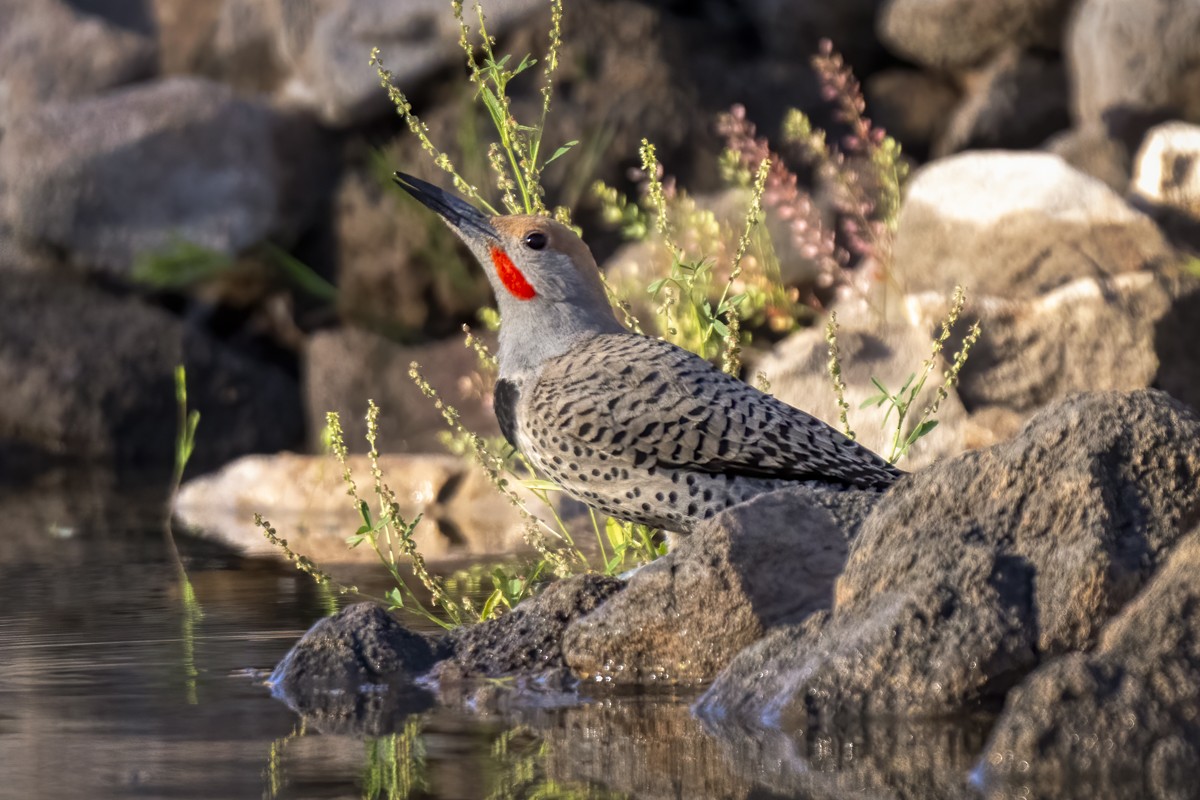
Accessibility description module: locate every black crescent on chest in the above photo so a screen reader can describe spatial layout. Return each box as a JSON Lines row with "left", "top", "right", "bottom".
{"left": 493, "top": 378, "right": 520, "bottom": 449}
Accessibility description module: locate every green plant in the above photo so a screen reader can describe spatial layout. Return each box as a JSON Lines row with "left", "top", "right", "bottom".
{"left": 132, "top": 239, "right": 337, "bottom": 302}
{"left": 826, "top": 286, "right": 982, "bottom": 463}
{"left": 166, "top": 365, "right": 204, "bottom": 704}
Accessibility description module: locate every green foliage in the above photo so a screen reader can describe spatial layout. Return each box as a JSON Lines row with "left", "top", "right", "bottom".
{"left": 827, "top": 286, "right": 983, "bottom": 463}
{"left": 167, "top": 365, "right": 204, "bottom": 705}
{"left": 132, "top": 239, "right": 337, "bottom": 301}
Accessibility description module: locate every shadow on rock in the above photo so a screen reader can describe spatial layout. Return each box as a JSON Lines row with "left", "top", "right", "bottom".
{"left": 268, "top": 603, "right": 437, "bottom": 736}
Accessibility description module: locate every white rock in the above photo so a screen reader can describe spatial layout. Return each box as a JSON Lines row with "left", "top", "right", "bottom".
{"left": 1132, "top": 121, "right": 1200, "bottom": 218}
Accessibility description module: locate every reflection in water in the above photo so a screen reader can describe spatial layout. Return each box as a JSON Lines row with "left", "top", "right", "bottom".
{"left": 0, "top": 470, "right": 1163, "bottom": 800}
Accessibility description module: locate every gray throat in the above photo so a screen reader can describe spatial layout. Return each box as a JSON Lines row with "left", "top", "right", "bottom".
{"left": 496, "top": 301, "right": 625, "bottom": 382}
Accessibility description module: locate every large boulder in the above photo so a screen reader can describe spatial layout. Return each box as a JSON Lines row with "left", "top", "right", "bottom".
{"left": 877, "top": 0, "right": 1073, "bottom": 70}
{"left": 274, "top": 0, "right": 542, "bottom": 127}
{"left": 304, "top": 326, "right": 500, "bottom": 454}
{"left": 934, "top": 48, "right": 1070, "bottom": 157}
{"left": 561, "top": 486, "right": 880, "bottom": 685}
{"left": 331, "top": 169, "right": 492, "bottom": 336}
{"left": 0, "top": 77, "right": 307, "bottom": 278}
{"left": 978, "top": 528, "right": 1200, "bottom": 799}
{"left": 696, "top": 390, "right": 1200, "bottom": 723}
{"left": 0, "top": 0, "right": 156, "bottom": 129}
{"left": 175, "top": 452, "right": 543, "bottom": 563}
{"left": 1068, "top": 0, "right": 1200, "bottom": 129}
{"left": 904, "top": 270, "right": 1200, "bottom": 417}
{"left": 892, "top": 152, "right": 1175, "bottom": 299}
{"left": 0, "top": 273, "right": 303, "bottom": 472}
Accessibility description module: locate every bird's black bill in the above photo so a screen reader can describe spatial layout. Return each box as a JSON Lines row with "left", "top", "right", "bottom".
{"left": 393, "top": 171, "right": 497, "bottom": 240}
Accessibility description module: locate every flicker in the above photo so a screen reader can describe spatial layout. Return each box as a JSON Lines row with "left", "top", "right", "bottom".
{"left": 395, "top": 172, "right": 902, "bottom": 533}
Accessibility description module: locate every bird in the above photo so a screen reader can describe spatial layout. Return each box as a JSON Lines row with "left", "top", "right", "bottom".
{"left": 394, "top": 172, "right": 902, "bottom": 533}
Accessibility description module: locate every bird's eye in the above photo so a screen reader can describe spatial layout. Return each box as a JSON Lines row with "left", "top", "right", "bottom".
{"left": 523, "top": 231, "right": 548, "bottom": 250}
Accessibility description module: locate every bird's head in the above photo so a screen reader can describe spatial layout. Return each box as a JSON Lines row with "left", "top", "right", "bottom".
{"left": 394, "top": 172, "right": 623, "bottom": 375}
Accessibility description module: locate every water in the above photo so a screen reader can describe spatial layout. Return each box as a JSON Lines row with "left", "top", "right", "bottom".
{"left": 0, "top": 469, "right": 994, "bottom": 800}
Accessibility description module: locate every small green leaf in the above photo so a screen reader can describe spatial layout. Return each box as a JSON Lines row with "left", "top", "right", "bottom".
{"left": 859, "top": 393, "right": 888, "bottom": 409}
{"left": 870, "top": 377, "right": 890, "bottom": 396}
{"left": 346, "top": 534, "right": 366, "bottom": 548}
{"left": 544, "top": 140, "right": 579, "bottom": 166}
{"left": 712, "top": 318, "right": 730, "bottom": 337}
{"left": 480, "top": 589, "right": 502, "bottom": 621}
{"left": 906, "top": 419, "right": 939, "bottom": 445}
{"left": 357, "top": 500, "right": 372, "bottom": 527}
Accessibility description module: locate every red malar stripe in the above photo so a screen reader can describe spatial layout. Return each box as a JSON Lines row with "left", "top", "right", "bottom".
{"left": 490, "top": 246, "right": 537, "bottom": 300}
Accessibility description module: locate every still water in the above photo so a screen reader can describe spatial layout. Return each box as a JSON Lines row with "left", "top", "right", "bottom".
{"left": 0, "top": 469, "right": 989, "bottom": 800}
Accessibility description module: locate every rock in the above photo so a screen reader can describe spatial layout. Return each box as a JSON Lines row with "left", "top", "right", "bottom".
{"left": 440, "top": 574, "right": 624, "bottom": 680}
{"left": 877, "top": 0, "right": 1073, "bottom": 70}
{"left": 977, "top": 529, "right": 1200, "bottom": 799}
{"left": 332, "top": 169, "right": 493, "bottom": 336}
{"left": 903, "top": 270, "right": 1200, "bottom": 416}
{"left": 741, "top": 0, "right": 884, "bottom": 72}
{"left": 304, "top": 326, "right": 500, "bottom": 454}
{"left": 697, "top": 390, "right": 1200, "bottom": 722}
{"left": 1045, "top": 123, "right": 1134, "bottom": 192}
{"left": 0, "top": 273, "right": 302, "bottom": 473}
{"left": 561, "top": 486, "right": 880, "bottom": 685}
{"left": 0, "top": 77, "right": 303, "bottom": 278}
{"left": 934, "top": 48, "right": 1070, "bottom": 157}
{"left": 276, "top": 0, "right": 542, "bottom": 127}
{"left": 864, "top": 68, "right": 960, "bottom": 160}
{"left": 0, "top": 0, "right": 156, "bottom": 128}
{"left": 175, "top": 452, "right": 545, "bottom": 563}
{"left": 1133, "top": 121, "right": 1200, "bottom": 221}
{"left": 1068, "top": 0, "right": 1200, "bottom": 129}
{"left": 753, "top": 312, "right": 973, "bottom": 470}
{"left": 892, "top": 152, "right": 1174, "bottom": 298}
{"left": 269, "top": 603, "right": 436, "bottom": 734}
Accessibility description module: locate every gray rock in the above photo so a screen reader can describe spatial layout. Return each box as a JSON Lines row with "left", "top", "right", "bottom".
{"left": 277, "top": 0, "right": 542, "bottom": 127}
{"left": 304, "top": 326, "right": 500, "bottom": 454}
{"left": 741, "top": 0, "right": 885, "bottom": 71}
{"left": 977, "top": 529, "right": 1200, "bottom": 799}
{"left": 561, "top": 486, "right": 880, "bottom": 685}
{"left": 0, "top": 0, "right": 156, "bottom": 128}
{"left": 1045, "top": 123, "right": 1134, "bottom": 192}
{"left": 864, "top": 68, "right": 960, "bottom": 159}
{"left": 927, "top": 271, "right": 1200, "bottom": 416}
{"left": 439, "top": 574, "right": 624, "bottom": 681}
{"left": 1069, "top": 0, "right": 1200, "bottom": 129}
{"left": 696, "top": 390, "right": 1200, "bottom": 722}
{"left": 935, "top": 48, "right": 1070, "bottom": 157}
{"left": 892, "top": 151, "right": 1173, "bottom": 299}
{"left": 1133, "top": 121, "right": 1200, "bottom": 221}
{"left": 332, "top": 169, "right": 492, "bottom": 335}
{"left": 0, "top": 77, "right": 288, "bottom": 278}
{"left": 0, "top": 273, "right": 303, "bottom": 472}
{"left": 877, "top": 0, "right": 1073, "bottom": 70}
{"left": 269, "top": 603, "right": 436, "bottom": 735}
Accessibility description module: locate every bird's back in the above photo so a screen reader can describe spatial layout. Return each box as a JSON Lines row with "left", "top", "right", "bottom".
{"left": 509, "top": 333, "right": 901, "bottom": 532}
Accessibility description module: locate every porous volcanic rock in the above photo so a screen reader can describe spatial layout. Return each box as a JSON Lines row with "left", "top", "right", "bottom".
{"left": 0, "top": 77, "right": 299, "bottom": 277}
{"left": 269, "top": 603, "right": 437, "bottom": 735}
{"left": 977, "top": 528, "right": 1200, "bottom": 799}
{"left": 0, "top": 273, "right": 302, "bottom": 472}
{"left": 561, "top": 486, "right": 881, "bottom": 685}
{"left": 440, "top": 574, "right": 624, "bottom": 680}
{"left": 696, "top": 390, "right": 1200, "bottom": 723}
